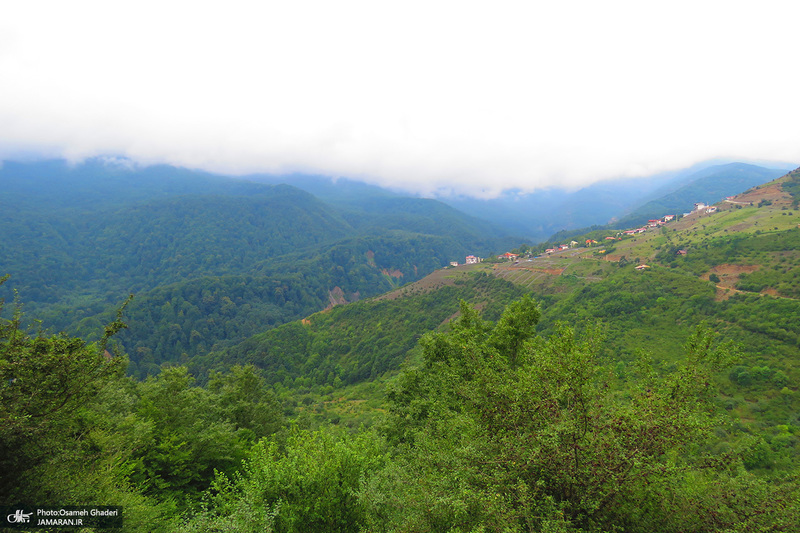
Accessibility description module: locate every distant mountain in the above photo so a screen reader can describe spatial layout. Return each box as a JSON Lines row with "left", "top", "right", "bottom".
{"left": 543, "top": 162, "right": 793, "bottom": 244}
{"left": 0, "top": 158, "right": 266, "bottom": 213}
{"left": 246, "top": 173, "right": 516, "bottom": 244}
{"left": 1, "top": 182, "right": 354, "bottom": 304}
{"left": 244, "top": 173, "right": 402, "bottom": 210}
{"left": 435, "top": 161, "right": 794, "bottom": 241}
{"left": 611, "top": 162, "right": 790, "bottom": 228}
{"left": 250, "top": 167, "right": 695, "bottom": 242}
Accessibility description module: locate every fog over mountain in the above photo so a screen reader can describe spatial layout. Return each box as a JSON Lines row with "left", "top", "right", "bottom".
{"left": 2, "top": 2, "right": 800, "bottom": 196}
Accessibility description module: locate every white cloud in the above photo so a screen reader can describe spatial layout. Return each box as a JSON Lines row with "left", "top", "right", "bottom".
{"left": 1, "top": 0, "right": 799, "bottom": 197}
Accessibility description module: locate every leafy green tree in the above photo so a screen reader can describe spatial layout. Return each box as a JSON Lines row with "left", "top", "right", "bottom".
{"left": 207, "top": 364, "right": 284, "bottom": 440}
{"left": 0, "top": 277, "right": 127, "bottom": 501}
{"left": 180, "top": 425, "right": 385, "bottom": 533}
{"left": 131, "top": 366, "right": 263, "bottom": 507}
{"left": 369, "top": 297, "right": 797, "bottom": 532}
{"left": 0, "top": 285, "right": 180, "bottom": 531}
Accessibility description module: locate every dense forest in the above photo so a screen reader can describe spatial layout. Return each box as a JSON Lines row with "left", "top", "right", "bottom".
{"left": 2, "top": 161, "right": 800, "bottom": 531}
{"left": 4, "top": 282, "right": 799, "bottom": 532}
{"left": 0, "top": 159, "right": 521, "bottom": 375}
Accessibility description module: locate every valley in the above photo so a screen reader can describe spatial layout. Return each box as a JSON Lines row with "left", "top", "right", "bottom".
{"left": 2, "top": 159, "right": 800, "bottom": 532}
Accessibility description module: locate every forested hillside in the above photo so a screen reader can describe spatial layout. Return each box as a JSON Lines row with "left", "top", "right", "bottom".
{"left": 198, "top": 170, "right": 800, "bottom": 446}
{"left": 2, "top": 163, "right": 800, "bottom": 531}
{"left": 195, "top": 272, "right": 524, "bottom": 386}
{"left": 4, "top": 275, "right": 799, "bottom": 531}
{"left": 0, "top": 158, "right": 521, "bottom": 373}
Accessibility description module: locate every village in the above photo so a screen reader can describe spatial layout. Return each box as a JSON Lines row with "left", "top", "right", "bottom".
{"left": 450, "top": 201, "right": 722, "bottom": 269}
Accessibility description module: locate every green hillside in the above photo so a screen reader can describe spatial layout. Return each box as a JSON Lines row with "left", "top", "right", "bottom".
{"left": 206, "top": 168, "right": 800, "bottom": 457}
{"left": 613, "top": 162, "right": 789, "bottom": 228}
{"left": 546, "top": 162, "right": 791, "bottom": 244}
{"left": 482, "top": 172, "right": 800, "bottom": 452}
{"left": 1, "top": 185, "right": 353, "bottom": 305}
{"left": 0, "top": 158, "right": 522, "bottom": 373}
{"left": 4, "top": 163, "right": 800, "bottom": 532}
{"left": 63, "top": 230, "right": 514, "bottom": 377}
{"left": 195, "top": 271, "right": 525, "bottom": 385}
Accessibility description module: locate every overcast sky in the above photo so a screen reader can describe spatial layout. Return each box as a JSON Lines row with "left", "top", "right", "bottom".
{"left": 1, "top": 1, "right": 799, "bottom": 197}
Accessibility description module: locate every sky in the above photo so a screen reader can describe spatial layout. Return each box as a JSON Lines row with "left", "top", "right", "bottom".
{"left": 1, "top": 1, "right": 799, "bottom": 198}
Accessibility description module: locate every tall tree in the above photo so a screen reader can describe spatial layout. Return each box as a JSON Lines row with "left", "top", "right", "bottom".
{"left": 0, "top": 276, "right": 127, "bottom": 501}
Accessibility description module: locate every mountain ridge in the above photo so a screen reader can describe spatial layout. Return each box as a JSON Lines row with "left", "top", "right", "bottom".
{"left": 0, "top": 158, "right": 523, "bottom": 372}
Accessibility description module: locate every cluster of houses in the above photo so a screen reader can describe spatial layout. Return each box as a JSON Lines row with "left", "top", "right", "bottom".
{"left": 621, "top": 214, "right": 676, "bottom": 236}
{"left": 544, "top": 241, "right": 579, "bottom": 254}
{"left": 539, "top": 212, "right": 680, "bottom": 255}
{"left": 455, "top": 202, "right": 716, "bottom": 268}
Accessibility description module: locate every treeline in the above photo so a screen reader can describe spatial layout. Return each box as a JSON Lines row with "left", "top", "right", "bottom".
{"left": 4, "top": 287, "right": 799, "bottom": 532}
